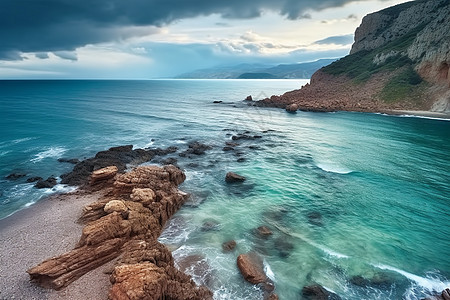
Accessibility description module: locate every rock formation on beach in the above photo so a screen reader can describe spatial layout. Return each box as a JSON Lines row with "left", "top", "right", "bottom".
{"left": 257, "top": 0, "right": 450, "bottom": 114}
{"left": 28, "top": 164, "right": 212, "bottom": 299}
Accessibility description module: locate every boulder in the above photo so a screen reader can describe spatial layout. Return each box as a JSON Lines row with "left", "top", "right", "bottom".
{"left": 302, "top": 284, "right": 341, "bottom": 300}
{"left": 26, "top": 176, "right": 43, "bottom": 183}
{"left": 5, "top": 172, "right": 26, "bottom": 180}
{"left": 222, "top": 240, "right": 237, "bottom": 252}
{"left": 213, "top": 100, "right": 223, "bottom": 104}
{"left": 286, "top": 103, "right": 298, "bottom": 113}
{"left": 225, "top": 172, "right": 246, "bottom": 183}
{"left": 237, "top": 253, "right": 267, "bottom": 284}
{"left": 179, "top": 141, "right": 212, "bottom": 157}
{"left": 104, "top": 200, "right": 128, "bottom": 214}
{"left": 34, "top": 177, "right": 57, "bottom": 189}
{"left": 90, "top": 166, "right": 118, "bottom": 185}
{"left": 245, "top": 95, "right": 253, "bottom": 101}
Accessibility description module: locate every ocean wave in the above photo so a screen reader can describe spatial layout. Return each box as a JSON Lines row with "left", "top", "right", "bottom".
{"left": 0, "top": 150, "right": 11, "bottom": 157}
{"left": 263, "top": 259, "right": 276, "bottom": 282}
{"left": 373, "top": 264, "right": 450, "bottom": 295}
{"left": 0, "top": 137, "right": 36, "bottom": 149}
{"left": 396, "top": 114, "right": 450, "bottom": 122}
{"left": 269, "top": 220, "right": 350, "bottom": 259}
{"left": 43, "top": 183, "right": 77, "bottom": 194}
{"left": 316, "top": 162, "right": 353, "bottom": 174}
{"left": 30, "top": 146, "right": 67, "bottom": 163}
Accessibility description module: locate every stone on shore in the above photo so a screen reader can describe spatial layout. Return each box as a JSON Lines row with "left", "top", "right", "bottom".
{"left": 28, "top": 164, "right": 211, "bottom": 299}
{"left": 90, "top": 166, "right": 118, "bottom": 185}
{"left": 225, "top": 172, "right": 246, "bottom": 183}
{"left": 104, "top": 200, "right": 128, "bottom": 214}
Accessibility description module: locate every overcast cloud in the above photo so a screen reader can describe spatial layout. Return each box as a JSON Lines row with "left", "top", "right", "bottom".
{"left": 0, "top": 0, "right": 381, "bottom": 59}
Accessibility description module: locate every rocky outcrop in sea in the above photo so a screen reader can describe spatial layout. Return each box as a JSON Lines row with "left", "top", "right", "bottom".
{"left": 28, "top": 162, "right": 212, "bottom": 299}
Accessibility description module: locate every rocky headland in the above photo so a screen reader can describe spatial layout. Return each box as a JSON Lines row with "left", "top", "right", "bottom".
{"left": 256, "top": 0, "right": 450, "bottom": 115}
{"left": 27, "top": 162, "right": 212, "bottom": 299}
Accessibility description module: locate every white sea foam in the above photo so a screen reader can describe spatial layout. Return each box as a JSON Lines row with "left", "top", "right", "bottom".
{"left": 319, "top": 247, "right": 350, "bottom": 259}
{"left": 43, "top": 183, "right": 77, "bottom": 194}
{"left": 397, "top": 114, "right": 450, "bottom": 122}
{"left": 0, "top": 150, "right": 11, "bottom": 157}
{"left": 270, "top": 221, "right": 350, "bottom": 259}
{"left": 263, "top": 259, "right": 276, "bottom": 282}
{"left": 30, "top": 146, "right": 67, "bottom": 163}
{"left": 316, "top": 162, "right": 353, "bottom": 174}
{"left": 373, "top": 264, "right": 450, "bottom": 293}
{"left": 0, "top": 137, "right": 36, "bottom": 149}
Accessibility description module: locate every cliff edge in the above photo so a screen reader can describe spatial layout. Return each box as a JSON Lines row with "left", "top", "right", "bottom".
{"left": 258, "top": 0, "right": 450, "bottom": 113}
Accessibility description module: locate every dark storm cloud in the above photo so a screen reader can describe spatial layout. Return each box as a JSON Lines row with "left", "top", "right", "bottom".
{"left": 0, "top": 0, "right": 366, "bottom": 60}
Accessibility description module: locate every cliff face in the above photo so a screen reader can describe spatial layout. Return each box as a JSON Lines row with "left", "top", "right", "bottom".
{"left": 259, "top": 0, "right": 450, "bottom": 113}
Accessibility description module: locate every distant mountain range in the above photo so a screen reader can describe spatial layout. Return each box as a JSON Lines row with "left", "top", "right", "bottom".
{"left": 176, "top": 59, "right": 337, "bottom": 79}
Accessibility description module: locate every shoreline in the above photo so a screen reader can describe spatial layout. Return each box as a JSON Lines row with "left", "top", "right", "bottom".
{"left": 384, "top": 109, "right": 450, "bottom": 120}
{"left": 0, "top": 189, "right": 113, "bottom": 300}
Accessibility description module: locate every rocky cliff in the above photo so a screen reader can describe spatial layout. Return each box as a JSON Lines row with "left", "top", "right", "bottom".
{"left": 258, "top": 0, "right": 450, "bottom": 113}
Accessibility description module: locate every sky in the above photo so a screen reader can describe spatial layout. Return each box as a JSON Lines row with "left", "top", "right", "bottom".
{"left": 0, "top": 0, "right": 410, "bottom": 79}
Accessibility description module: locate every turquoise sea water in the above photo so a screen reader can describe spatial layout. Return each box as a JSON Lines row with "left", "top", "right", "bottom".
{"left": 0, "top": 80, "right": 449, "bottom": 299}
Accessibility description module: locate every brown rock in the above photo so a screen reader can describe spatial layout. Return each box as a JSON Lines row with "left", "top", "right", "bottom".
{"left": 28, "top": 238, "right": 124, "bottom": 290}
{"left": 256, "top": 226, "right": 273, "bottom": 238}
{"left": 225, "top": 172, "right": 246, "bottom": 183}
{"left": 104, "top": 200, "right": 128, "bottom": 214}
{"left": 245, "top": 95, "right": 253, "bottom": 101}
{"left": 237, "top": 253, "right": 267, "bottom": 284}
{"left": 286, "top": 103, "right": 298, "bottom": 113}
{"left": 444, "top": 288, "right": 450, "bottom": 300}
{"left": 130, "top": 188, "right": 156, "bottom": 206}
{"left": 222, "top": 240, "right": 237, "bottom": 252}
{"left": 90, "top": 166, "right": 118, "bottom": 185}
{"left": 266, "top": 293, "right": 279, "bottom": 300}
{"left": 29, "top": 164, "right": 210, "bottom": 299}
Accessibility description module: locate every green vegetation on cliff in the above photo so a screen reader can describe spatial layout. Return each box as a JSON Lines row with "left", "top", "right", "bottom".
{"left": 321, "top": 24, "right": 426, "bottom": 102}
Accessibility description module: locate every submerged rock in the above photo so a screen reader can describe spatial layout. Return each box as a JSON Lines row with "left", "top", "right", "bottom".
{"left": 274, "top": 236, "right": 295, "bottom": 258}
{"left": 201, "top": 219, "right": 220, "bottom": 232}
{"left": 179, "top": 141, "right": 212, "bottom": 157}
{"left": 301, "top": 284, "right": 341, "bottom": 300}
{"left": 58, "top": 158, "right": 80, "bottom": 164}
{"left": 255, "top": 226, "right": 273, "bottom": 238}
{"left": 225, "top": 172, "right": 246, "bottom": 183}
{"left": 34, "top": 177, "right": 57, "bottom": 189}
{"left": 222, "top": 240, "right": 237, "bottom": 252}
{"left": 307, "top": 211, "right": 323, "bottom": 226}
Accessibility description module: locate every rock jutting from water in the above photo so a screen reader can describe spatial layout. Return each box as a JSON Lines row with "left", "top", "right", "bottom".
{"left": 27, "top": 160, "right": 212, "bottom": 299}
